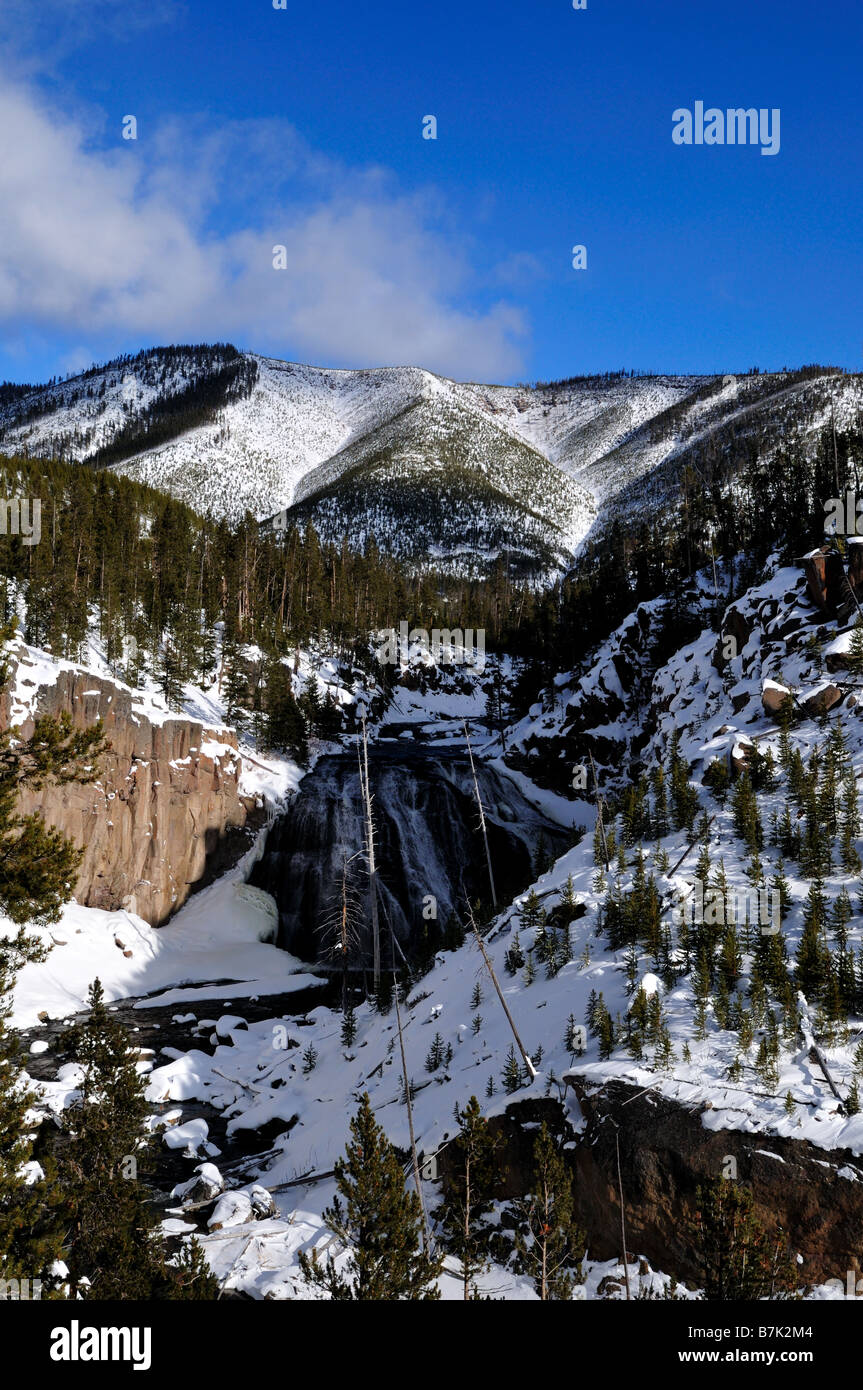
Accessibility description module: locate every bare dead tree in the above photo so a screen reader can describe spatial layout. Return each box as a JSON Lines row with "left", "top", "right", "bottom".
{"left": 467, "top": 901, "right": 536, "bottom": 1081}
{"left": 318, "top": 851, "right": 365, "bottom": 1011}
{"left": 375, "top": 884, "right": 432, "bottom": 1253}
{"left": 588, "top": 751, "right": 611, "bottom": 872}
{"left": 357, "top": 714, "right": 381, "bottom": 990}
{"left": 463, "top": 720, "right": 497, "bottom": 909}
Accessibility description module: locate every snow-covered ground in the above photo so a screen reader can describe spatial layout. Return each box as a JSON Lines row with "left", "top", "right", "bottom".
{"left": 10, "top": 541, "right": 863, "bottom": 1298}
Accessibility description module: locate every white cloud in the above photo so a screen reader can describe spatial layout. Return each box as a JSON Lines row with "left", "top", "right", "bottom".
{"left": 0, "top": 79, "right": 527, "bottom": 381}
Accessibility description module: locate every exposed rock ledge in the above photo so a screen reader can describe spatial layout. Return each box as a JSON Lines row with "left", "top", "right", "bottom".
{"left": 480, "top": 1080, "right": 863, "bottom": 1287}
{"left": 2, "top": 652, "right": 254, "bottom": 926}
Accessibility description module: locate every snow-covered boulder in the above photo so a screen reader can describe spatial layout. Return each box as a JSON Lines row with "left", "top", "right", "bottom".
{"left": 762, "top": 678, "right": 791, "bottom": 715}
{"left": 208, "top": 1190, "right": 253, "bottom": 1230}
{"left": 248, "top": 1185, "right": 277, "bottom": 1219}
{"left": 172, "top": 1162, "right": 224, "bottom": 1208}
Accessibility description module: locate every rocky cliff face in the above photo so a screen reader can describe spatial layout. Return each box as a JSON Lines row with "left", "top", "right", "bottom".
{"left": 479, "top": 1082, "right": 863, "bottom": 1288}
{"left": 4, "top": 650, "right": 253, "bottom": 926}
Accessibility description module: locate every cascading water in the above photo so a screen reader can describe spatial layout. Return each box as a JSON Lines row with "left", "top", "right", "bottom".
{"left": 248, "top": 745, "right": 570, "bottom": 966}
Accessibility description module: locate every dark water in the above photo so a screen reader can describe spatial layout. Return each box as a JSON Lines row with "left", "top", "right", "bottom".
{"left": 248, "top": 745, "right": 569, "bottom": 964}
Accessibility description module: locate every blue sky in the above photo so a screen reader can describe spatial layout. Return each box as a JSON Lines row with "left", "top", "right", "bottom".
{"left": 0, "top": 0, "right": 860, "bottom": 384}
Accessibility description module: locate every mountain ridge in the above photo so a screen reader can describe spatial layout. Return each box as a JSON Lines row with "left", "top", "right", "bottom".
{"left": 0, "top": 347, "right": 859, "bottom": 577}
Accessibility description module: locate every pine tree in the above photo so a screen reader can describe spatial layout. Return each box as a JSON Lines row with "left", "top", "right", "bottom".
{"left": 502, "top": 1044, "right": 523, "bottom": 1094}
{"left": 796, "top": 877, "right": 830, "bottom": 1000}
{"left": 731, "top": 772, "right": 763, "bottom": 854}
{"left": 0, "top": 927, "right": 65, "bottom": 1289}
{"left": 519, "top": 889, "right": 545, "bottom": 938}
{"left": 425, "top": 1033, "right": 446, "bottom": 1073}
{"left": 770, "top": 859, "right": 792, "bottom": 921}
{"left": 443, "top": 912, "right": 465, "bottom": 952}
{"left": 504, "top": 932, "right": 525, "bottom": 976}
{"left": 169, "top": 1237, "right": 220, "bottom": 1299}
{"left": 514, "top": 1122, "right": 585, "bottom": 1300}
{"left": 692, "top": 1180, "right": 796, "bottom": 1300}
{"left": 0, "top": 704, "right": 103, "bottom": 925}
{"left": 597, "top": 999, "right": 616, "bottom": 1060}
{"left": 298, "top": 1094, "right": 442, "bottom": 1299}
{"left": 693, "top": 951, "right": 712, "bottom": 1040}
{"left": 840, "top": 769, "right": 861, "bottom": 871}
{"left": 155, "top": 628, "right": 185, "bottom": 710}
{"left": 220, "top": 632, "right": 249, "bottom": 734}
{"left": 650, "top": 764, "right": 670, "bottom": 836}
{"left": 341, "top": 1005, "right": 357, "bottom": 1049}
{"left": 59, "top": 979, "right": 214, "bottom": 1298}
{"left": 434, "top": 1096, "right": 499, "bottom": 1300}
{"left": 263, "top": 656, "right": 308, "bottom": 763}
{"left": 846, "top": 617, "right": 863, "bottom": 675}
{"left": 669, "top": 732, "right": 699, "bottom": 831}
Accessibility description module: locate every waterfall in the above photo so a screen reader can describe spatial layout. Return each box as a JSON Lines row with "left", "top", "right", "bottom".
{"left": 248, "top": 747, "right": 568, "bottom": 964}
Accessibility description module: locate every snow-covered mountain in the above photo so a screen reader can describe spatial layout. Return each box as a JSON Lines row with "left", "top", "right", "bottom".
{"left": 3, "top": 348, "right": 860, "bottom": 576}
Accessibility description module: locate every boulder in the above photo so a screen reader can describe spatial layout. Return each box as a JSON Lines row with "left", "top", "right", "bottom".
{"left": 762, "top": 679, "right": 792, "bottom": 715}
{"left": 172, "top": 1162, "right": 224, "bottom": 1208}
{"left": 803, "top": 547, "right": 846, "bottom": 613}
{"left": 249, "top": 1185, "right": 277, "bottom": 1219}
{"left": 802, "top": 684, "right": 843, "bottom": 717}
{"left": 208, "top": 1190, "right": 253, "bottom": 1231}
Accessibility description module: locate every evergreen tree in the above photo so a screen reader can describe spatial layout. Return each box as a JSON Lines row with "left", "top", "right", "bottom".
{"left": 796, "top": 877, "right": 830, "bottom": 1000}
{"left": 669, "top": 732, "right": 699, "bottom": 831}
{"left": 502, "top": 1045, "right": 523, "bottom": 1094}
{"left": 434, "top": 1096, "right": 499, "bottom": 1300}
{"left": 504, "top": 932, "right": 525, "bottom": 976}
{"left": 0, "top": 704, "right": 103, "bottom": 925}
{"left": 0, "top": 676, "right": 106, "bottom": 1291}
{"left": 731, "top": 772, "right": 763, "bottom": 854}
{"left": 514, "top": 1122, "right": 585, "bottom": 1300}
{"left": 298, "top": 1094, "right": 442, "bottom": 1299}
{"left": 169, "top": 1237, "right": 220, "bottom": 1299}
{"left": 692, "top": 1180, "right": 796, "bottom": 1301}
{"left": 263, "top": 656, "right": 308, "bottom": 763}
{"left": 220, "top": 633, "right": 249, "bottom": 733}
{"left": 425, "top": 1033, "right": 446, "bottom": 1073}
{"left": 840, "top": 769, "right": 861, "bottom": 872}
{"left": 0, "top": 926, "right": 65, "bottom": 1289}
{"left": 155, "top": 628, "right": 185, "bottom": 710}
{"left": 443, "top": 912, "right": 465, "bottom": 952}
{"left": 60, "top": 979, "right": 214, "bottom": 1299}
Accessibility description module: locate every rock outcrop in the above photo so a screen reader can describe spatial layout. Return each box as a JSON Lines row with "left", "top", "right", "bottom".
{"left": 803, "top": 542, "right": 863, "bottom": 618}
{"left": 3, "top": 651, "right": 253, "bottom": 925}
{"left": 488, "top": 1080, "right": 863, "bottom": 1287}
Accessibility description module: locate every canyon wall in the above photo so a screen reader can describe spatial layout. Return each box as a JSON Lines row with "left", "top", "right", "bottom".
{"left": 465, "top": 1081, "right": 863, "bottom": 1288}
{"left": 3, "top": 649, "right": 254, "bottom": 926}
